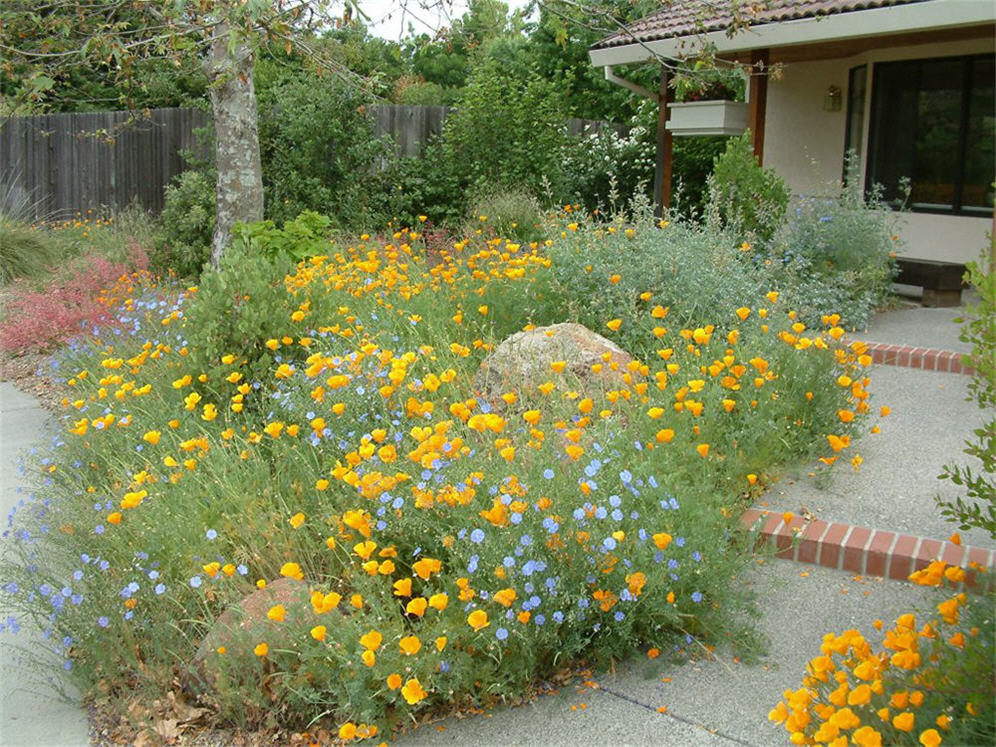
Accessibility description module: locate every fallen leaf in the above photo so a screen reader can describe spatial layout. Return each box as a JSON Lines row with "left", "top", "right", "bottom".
{"left": 167, "top": 691, "right": 207, "bottom": 724}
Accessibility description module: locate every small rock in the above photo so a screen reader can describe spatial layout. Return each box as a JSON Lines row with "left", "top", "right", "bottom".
{"left": 188, "top": 577, "right": 311, "bottom": 691}
{"left": 194, "top": 578, "right": 310, "bottom": 663}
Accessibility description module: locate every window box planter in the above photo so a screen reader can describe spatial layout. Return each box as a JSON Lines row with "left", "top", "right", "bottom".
{"left": 666, "top": 100, "right": 749, "bottom": 136}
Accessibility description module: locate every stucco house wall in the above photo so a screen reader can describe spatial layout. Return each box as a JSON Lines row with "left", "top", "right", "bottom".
{"left": 763, "top": 37, "right": 994, "bottom": 263}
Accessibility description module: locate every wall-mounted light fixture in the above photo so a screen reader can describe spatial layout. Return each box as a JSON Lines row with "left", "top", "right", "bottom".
{"left": 824, "top": 85, "right": 842, "bottom": 112}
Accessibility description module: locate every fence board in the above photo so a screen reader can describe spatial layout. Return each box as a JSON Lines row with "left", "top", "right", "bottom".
{"left": 371, "top": 105, "right": 452, "bottom": 158}
{"left": 0, "top": 107, "right": 208, "bottom": 219}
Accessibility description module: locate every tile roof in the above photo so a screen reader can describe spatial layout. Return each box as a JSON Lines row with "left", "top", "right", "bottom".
{"left": 592, "top": 0, "right": 931, "bottom": 50}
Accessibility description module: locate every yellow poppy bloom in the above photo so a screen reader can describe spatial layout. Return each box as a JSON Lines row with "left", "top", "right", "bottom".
{"left": 280, "top": 562, "right": 304, "bottom": 580}
{"left": 360, "top": 630, "right": 382, "bottom": 651}
{"left": 429, "top": 592, "right": 450, "bottom": 612}
{"left": 406, "top": 597, "right": 428, "bottom": 617}
{"left": 467, "top": 609, "right": 489, "bottom": 631}
{"left": 266, "top": 604, "right": 286, "bottom": 622}
{"left": 399, "top": 635, "right": 422, "bottom": 655}
{"left": 893, "top": 712, "right": 915, "bottom": 732}
{"left": 401, "top": 677, "right": 428, "bottom": 705}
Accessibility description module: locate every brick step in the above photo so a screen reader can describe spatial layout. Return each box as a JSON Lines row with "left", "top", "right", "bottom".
{"left": 856, "top": 341, "right": 974, "bottom": 375}
{"left": 741, "top": 508, "right": 994, "bottom": 587}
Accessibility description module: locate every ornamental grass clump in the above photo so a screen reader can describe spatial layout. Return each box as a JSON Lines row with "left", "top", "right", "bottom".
{"left": 770, "top": 560, "right": 994, "bottom": 747}
{"left": 2, "top": 214, "right": 878, "bottom": 740}
{"left": 0, "top": 215, "right": 66, "bottom": 284}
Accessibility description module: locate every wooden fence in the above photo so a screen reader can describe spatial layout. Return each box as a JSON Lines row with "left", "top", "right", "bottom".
{"left": 1, "top": 105, "right": 627, "bottom": 218}
{"left": 0, "top": 107, "right": 208, "bottom": 220}
{"left": 371, "top": 105, "right": 452, "bottom": 158}
{"left": 371, "top": 104, "right": 628, "bottom": 158}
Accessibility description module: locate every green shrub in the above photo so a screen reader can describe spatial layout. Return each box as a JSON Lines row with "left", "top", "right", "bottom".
{"left": 379, "top": 141, "right": 466, "bottom": 228}
{"left": 673, "top": 136, "right": 731, "bottom": 218}
{"left": 558, "top": 125, "right": 652, "bottom": 213}
{"left": 257, "top": 73, "right": 394, "bottom": 229}
{"left": 393, "top": 76, "right": 456, "bottom": 106}
{"left": 936, "top": 250, "right": 996, "bottom": 538}
{"left": 773, "top": 178, "right": 900, "bottom": 329}
{"left": 558, "top": 98, "right": 728, "bottom": 218}
{"left": 437, "top": 56, "right": 569, "bottom": 197}
{"left": 152, "top": 170, "right": 215, "bottom": 279}
{"left": 231, "top": 211, "right": 334, "bottom": 264}
{"left": 541, "top": 196, "right": 772, "bottom": 350}
{"left": 180, "top": 241, "right": 298, "bottom": 390}
{"left": 706, "top": 132, "right": 790, "bottom": 244}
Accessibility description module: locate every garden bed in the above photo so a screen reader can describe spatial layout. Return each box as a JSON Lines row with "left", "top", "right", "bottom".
{"left": 0, "top": 210, "right": 879, "bottom": 743}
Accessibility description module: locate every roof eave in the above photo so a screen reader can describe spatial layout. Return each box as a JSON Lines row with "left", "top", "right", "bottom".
{"left": 589, "top": 0, "right": 996, "bottom": 67}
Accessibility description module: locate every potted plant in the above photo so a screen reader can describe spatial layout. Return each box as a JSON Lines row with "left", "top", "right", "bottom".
{"left": 667, "top": 69, "right": 749, "bottom": 136}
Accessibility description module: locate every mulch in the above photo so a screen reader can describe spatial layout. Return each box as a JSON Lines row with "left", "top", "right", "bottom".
{"left": 0, "top": 350, "right": 66, "bottom": 411}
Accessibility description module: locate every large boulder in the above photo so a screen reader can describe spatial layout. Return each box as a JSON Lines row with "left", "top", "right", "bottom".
{"left": 474, "top": 322, "right": 635, "bottom": 403}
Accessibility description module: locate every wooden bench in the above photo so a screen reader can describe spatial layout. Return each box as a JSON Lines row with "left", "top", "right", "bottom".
{"left": 894, "top": 258, "right": 967, "bottom": 307}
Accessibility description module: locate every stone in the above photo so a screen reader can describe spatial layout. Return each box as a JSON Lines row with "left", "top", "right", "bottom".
{"left": 473, "top": 322, "right": 635, "bottom": 403}
{"left": 188, "top": 577, "right": 312, "bottom": 690}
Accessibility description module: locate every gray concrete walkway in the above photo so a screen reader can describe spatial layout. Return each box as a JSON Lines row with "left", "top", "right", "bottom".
{"left": 1, "top": 382, "right": 90, "bottom": 747}
{"left": 763, "top": 362, "right": 991, "bottom": 548}
{"left": 862, "top": 301, "right": 972, "bottom": 353}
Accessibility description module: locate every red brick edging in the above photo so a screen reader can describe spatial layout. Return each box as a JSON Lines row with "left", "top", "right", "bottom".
{"left": 857, "top": 341, "right": 974, "bottom": 376}
{"left": 741, "top": 508, "right": 994, "bottom": 586}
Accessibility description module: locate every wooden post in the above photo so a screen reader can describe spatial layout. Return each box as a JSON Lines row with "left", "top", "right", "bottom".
{"left": 748, "top": 48, "right": 770, "bottom": 165}
{"left": 653, "top": 66, "right": 673, "bottom": 217}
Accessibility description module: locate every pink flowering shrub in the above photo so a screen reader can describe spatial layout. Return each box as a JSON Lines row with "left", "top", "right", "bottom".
{"left": 0, "top": 245, "right": 149, "bottom": 354}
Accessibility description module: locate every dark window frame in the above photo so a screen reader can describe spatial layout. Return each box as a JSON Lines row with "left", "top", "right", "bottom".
{"left": 864, "top": 52, "right": 994, "bottom": 217}
{"left": 842, "top": 64, "right": 867, "bottom": 184}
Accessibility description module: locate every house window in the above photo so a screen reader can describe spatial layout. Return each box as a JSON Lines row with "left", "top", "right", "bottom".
{"left": 866, "top": 54, "right": 994, "bottom": 215}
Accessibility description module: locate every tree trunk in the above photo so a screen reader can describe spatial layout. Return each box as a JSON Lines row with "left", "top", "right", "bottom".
{"left": 203, "top": 26, "right": 264, "bottom": 269}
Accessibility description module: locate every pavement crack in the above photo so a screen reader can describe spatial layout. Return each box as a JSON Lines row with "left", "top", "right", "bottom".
{"left": 596, "top": 683, "right": 758, "bottom": 746}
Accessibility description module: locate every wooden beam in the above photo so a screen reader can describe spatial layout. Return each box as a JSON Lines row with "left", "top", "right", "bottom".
{"left": 748, "top": 48, "right": 770, "bottom": 165}
{"left": 653, "top": 67, "right": 673, "bottom": 217}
